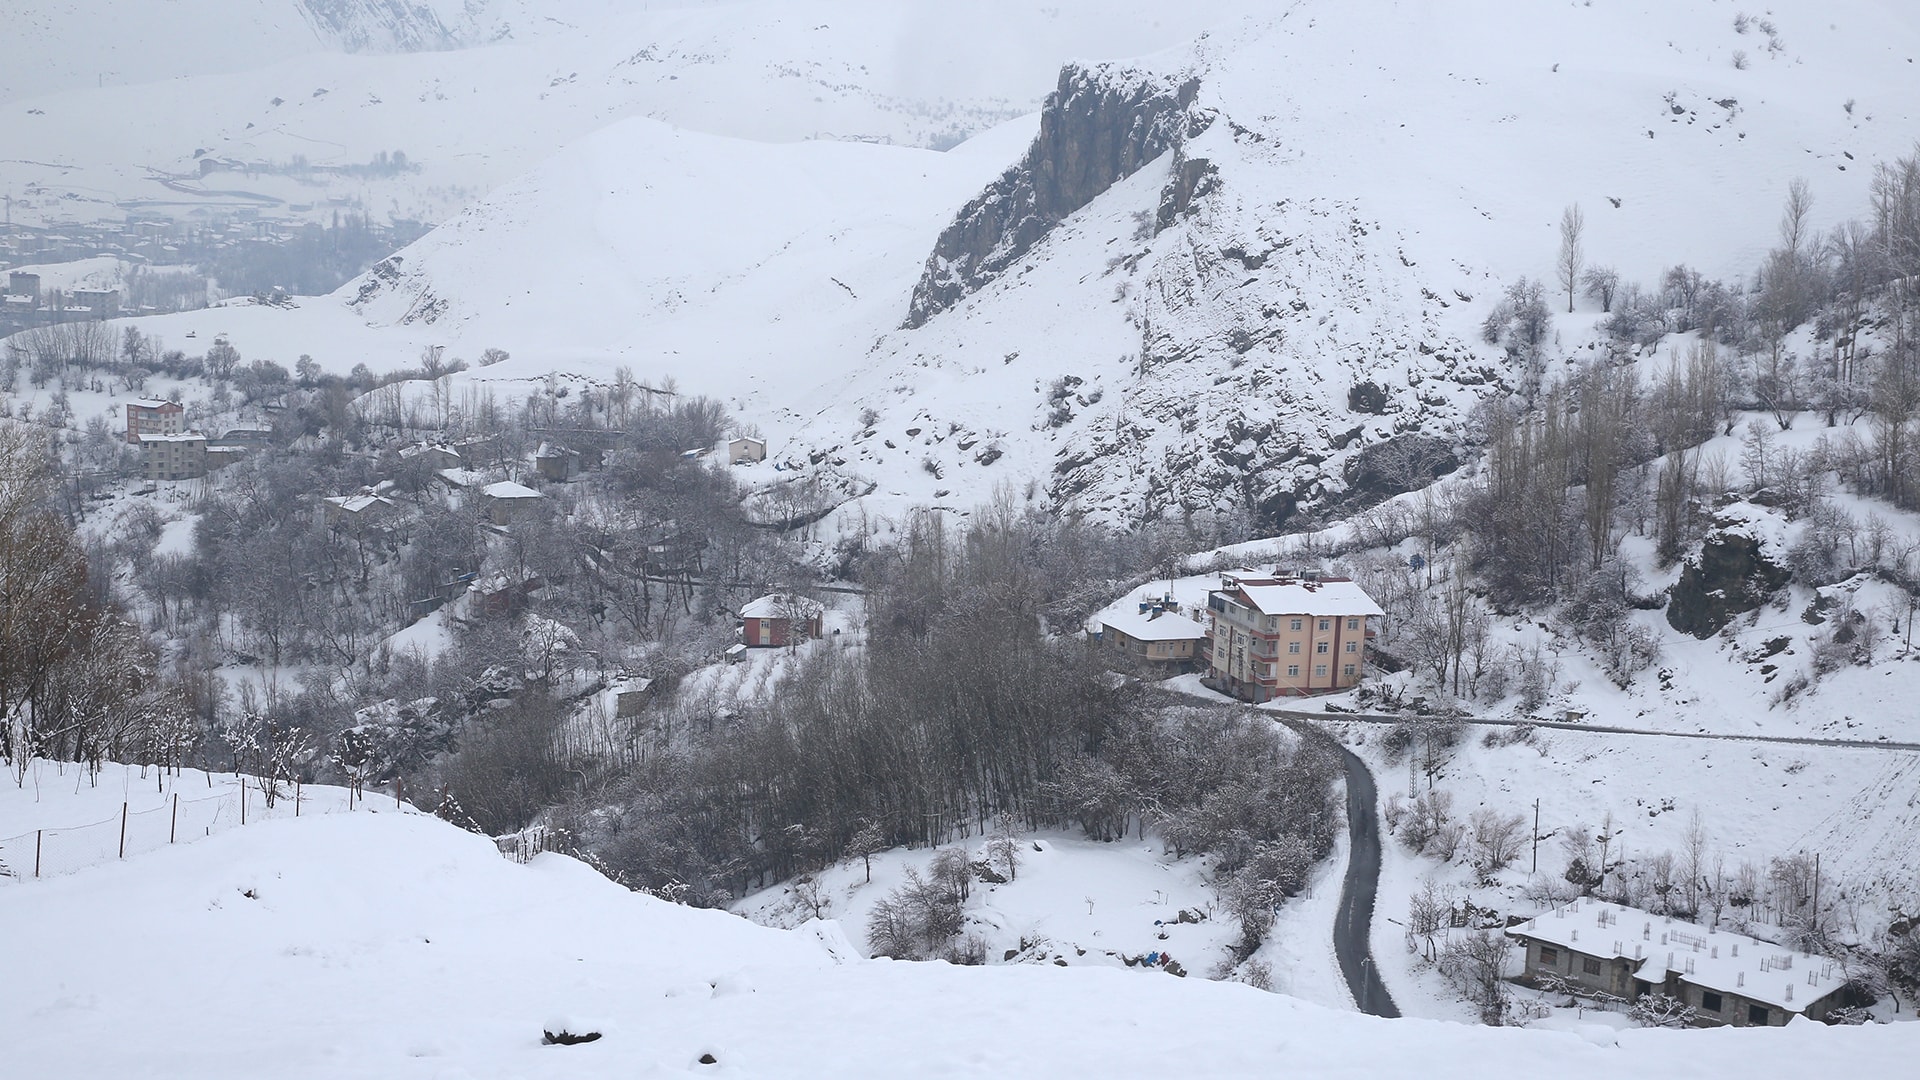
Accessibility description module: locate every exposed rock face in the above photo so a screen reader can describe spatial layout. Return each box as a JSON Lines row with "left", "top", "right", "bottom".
{"left": 904, "top": 63, "right": 1205, "bottom": 328}
{"left": 1667, "top": 519, "right": 1792, "bottom": 638}
{"left": 300, "top": 0, "right": 459, "bottom": 52}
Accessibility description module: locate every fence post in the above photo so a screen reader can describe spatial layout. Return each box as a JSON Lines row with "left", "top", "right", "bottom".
{"left": 396, "top": 777, "right": 403, "bottom": 809}
{"left": 35, "top": 830, "right": 41, "bottom": 878}
{"left": 240, "top": 776, "right": 247, "bottom": 826}
{"left": 295, "top": 780, "right": 301, "bottom": 818}
{"left": 119, "top": 802, "right": 128, "bottom": 859}
{"left": 171, "top": 793, "right": 179, "bottom": 844}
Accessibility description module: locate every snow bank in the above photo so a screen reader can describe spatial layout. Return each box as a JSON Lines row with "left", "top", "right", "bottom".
{"left": 1, "top": 806, "right": 1913, "bottom": 1076}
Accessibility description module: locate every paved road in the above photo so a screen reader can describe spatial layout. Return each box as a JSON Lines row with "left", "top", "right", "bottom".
{"left": 1271, "top": 707, "right": 1920, "bottom": 753}
{"left": 1329, "top": 741, "right": 1400, "bottom": 1018}
{"left": 1269, "top": 710, "right": 1401, "bottom": 1018}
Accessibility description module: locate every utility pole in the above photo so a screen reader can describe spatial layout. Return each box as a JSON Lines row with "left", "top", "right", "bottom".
{"left": 1531, "top": 798, "right": 1541, "bottom": 874}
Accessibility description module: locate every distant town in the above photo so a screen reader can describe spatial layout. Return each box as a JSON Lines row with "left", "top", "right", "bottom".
{"left": 0, "top": 211, "right": 426, "bottom": 334}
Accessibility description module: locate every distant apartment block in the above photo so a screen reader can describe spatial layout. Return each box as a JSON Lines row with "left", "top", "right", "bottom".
{"left": 70, "top": 287, "right": 120, "bottom": 317}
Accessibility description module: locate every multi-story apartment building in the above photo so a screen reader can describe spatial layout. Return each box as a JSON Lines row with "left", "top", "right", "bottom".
{"left": 138, "top": 432, "right": 208, "bottom": 482}
{"left": 1203, "top": 571, "right": 1383, "bottom": 701}
{"left": 125, "top": 399, "right": 185, "bottom": 444}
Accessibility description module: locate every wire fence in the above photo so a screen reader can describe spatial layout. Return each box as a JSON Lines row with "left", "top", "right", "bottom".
{"left": 0, "top": 777, "right": 401, "bottom": 885}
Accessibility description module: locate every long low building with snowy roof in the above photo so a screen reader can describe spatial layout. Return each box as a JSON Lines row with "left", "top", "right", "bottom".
{"left": 1507, "top": 898, "right": 1849, "bottom": 1027}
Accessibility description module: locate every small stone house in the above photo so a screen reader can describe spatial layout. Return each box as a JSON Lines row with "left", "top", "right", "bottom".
{"left": 611, "top": 677, "right": 655, "bottom": 718}
{"left": 535, "top": 442, "right": 583, "bottom": 482}
{"left": 728, "top": 436, "right": 767, "bottom": 465}
{"left": 1507, "top": 898, "right": 1848, "bottom": 1027}
{"left": 1098, "top": 604, "right": 1208, "bottom": 672}
{"left": 322, "top": 492, "right": 398, "bottom": 532}
{"left": 481, "top": 480, "right": 545, "bottom": 525}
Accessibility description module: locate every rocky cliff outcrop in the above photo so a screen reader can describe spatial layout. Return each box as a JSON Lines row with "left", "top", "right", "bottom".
{"left": 904, "top": 63, "right": 1206, "bottom": 328}
{"left": 1667, "top": 511, "right": 1793, "bottom": 638}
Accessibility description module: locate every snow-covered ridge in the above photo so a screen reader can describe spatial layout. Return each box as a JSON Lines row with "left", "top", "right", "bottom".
{"left": 2, "top": 802, "right": 1914, "bottom": 1076}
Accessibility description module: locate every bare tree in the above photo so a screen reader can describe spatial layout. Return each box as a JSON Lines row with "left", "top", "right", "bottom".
{"left": 1440, "top": 929, "right": 1513, "bottom": 1024}
{"left": 1581, "top": 266, "right": 1620, "bottom": 312}
{"left": 1470, "top": 808, "right": 1528, "bottom": 878}
{"left": 1558, "top": 203, "right": 1586, "bottom": 313}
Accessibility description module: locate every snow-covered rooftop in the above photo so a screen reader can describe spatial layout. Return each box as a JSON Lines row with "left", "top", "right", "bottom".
{"left": 127, "top": 398, "right": 181, "bottom": 410}
{"left": 1226, "top": 578, "right": 1385, "bottom": 619}
{"left": 137, "top": 432, "right": 205, "bottom": 444}
{"left": 323, "top": 493, "right": 393, "bottom": 514}
{"left": 1507, "top": 899, "right": 1847, "bottom": 1013}
{"left": 1100, "top": 607, "right": 1207, "bottom": 642}
{"left": 482, "top": 480, "right": 542, "bottom": 500}
{"left": 741, "top": 593, "right": 825, "bottom": 619}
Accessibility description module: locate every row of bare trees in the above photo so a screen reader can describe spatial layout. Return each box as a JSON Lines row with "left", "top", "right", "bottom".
{"left": 1, "top": 424, "right": 194, "bottom": 781}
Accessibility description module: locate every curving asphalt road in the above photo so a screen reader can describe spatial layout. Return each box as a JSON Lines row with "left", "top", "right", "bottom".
{"left": 1266, "top": 710, "right": 1401, "bottom": 1017}
{"left": 1330, "top": 742, "right": 1400, "bottom": 1018}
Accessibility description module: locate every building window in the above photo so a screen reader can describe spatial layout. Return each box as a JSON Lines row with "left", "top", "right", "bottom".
{"left": 1290, "top": 618, "right": 1302, "bottom": 631}
{"left": 1314, "top": 664, "right": 1327, "bottom": 677}
{"left": 1539, "top": 947, "right": 1559, "bottom": 967}
{"left": 1316, "top": 642, "right": 1329, "bottom": 653}
{"left": 1700, "top": 991, "right": 1723, "bottom": 1012}
{"left": 1582, "top": 957, "right": 1602, "bottom": 976}
{"left": 1286, "top": 665, "right": 1299, "bottom": 678}
{"left": 1747, "top": 1005, "right": 1769, "bottom": 1026}
{"left": 1346, "top": 642, "right": 1357, "bottom": 652}
{"left": 1343, "top": 664, "right": 1356, "bottom": 677}
{"left": 1318, "top": 618, "right": 1330, "bottom": 631}
{"left": 1288, "top": 642, "right": 1300, "bottom": 654}
{"left": 1347, "top": 618, "right": 1359, "bottom": 630}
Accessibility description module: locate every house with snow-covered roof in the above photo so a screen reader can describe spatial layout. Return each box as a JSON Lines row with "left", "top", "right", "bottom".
{"left": 1099, "top": 602, "right": 1208, "bottom": 673}
{"left": 1506, "top": 898, "right": 1849, "bottom": 1027}
{"left": 481, "top": 480, "right": 545, "bottom": 525}
{"left": 1202, "top": 571, "right": 1382, "bottom": 701}
{"left": 322, "top": 491, "right": 398, "bottom": 532}
{"left": 739, "top": 593, "right": 825, "bottom": 647}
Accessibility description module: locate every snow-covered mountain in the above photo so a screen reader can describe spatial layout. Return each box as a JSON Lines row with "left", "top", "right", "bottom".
{"left": 13, "top": 1, "right": 1920, "bottom": 527}
{"left": 287, "top": 0, "right": 1920, "bottom": 528}
{"left": 0, "top": 1, "right": 1266, "bottom": 230}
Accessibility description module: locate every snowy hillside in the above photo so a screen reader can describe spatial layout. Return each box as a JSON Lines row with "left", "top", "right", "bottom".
{"left": 0, "top": 1, "right": 622, "bottom": 104}
{"left": 2, "top": 803, "right": 1914, "bottom": 1077}
{"left": 0, "top": 0, "right": 1266, "bottom": 230}
{"left": 161, "top": 0, "right": 1917, "bottom": 530}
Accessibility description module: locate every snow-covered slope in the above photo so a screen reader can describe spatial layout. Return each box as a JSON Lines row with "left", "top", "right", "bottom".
{"left": 0, "top": 1, "right": 634, "bottom": 104}
{"left": 2, "top": 805, "right": 1913, "bottom": 1077}
{"left": 0, "top": 0, "right": 1267, "bottom": 228}
{"left": 789, "top": 0, "right": 1920, "bottom": 526}
{"left": 247, "top": 0, "right": 1920, "bottom": 529}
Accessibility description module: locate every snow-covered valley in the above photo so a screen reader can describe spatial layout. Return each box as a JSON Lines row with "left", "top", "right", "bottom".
{"left": 7, "top": 0, "right": 1920, "bottom": 1072}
